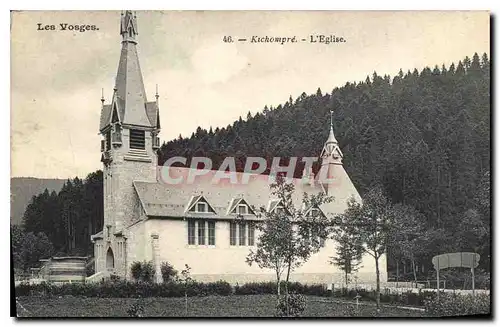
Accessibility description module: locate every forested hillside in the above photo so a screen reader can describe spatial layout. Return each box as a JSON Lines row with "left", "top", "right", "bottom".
{"left": 15, "top": 53, "right": 490, "bottom": 279}
{"left": 14, "top": 172, "right": 104, "bottom": 263}
{"left": 10, "top": 177, "right": 66, "bottom": 225}
{"left": 159, "top": 52, "right": 491, "bottom": 275}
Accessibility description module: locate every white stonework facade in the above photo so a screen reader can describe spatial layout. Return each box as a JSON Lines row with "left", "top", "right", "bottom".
{"left": 91, "top": 11, "right": 387, "bottom": 285}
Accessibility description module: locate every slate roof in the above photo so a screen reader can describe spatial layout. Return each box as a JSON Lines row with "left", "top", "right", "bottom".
{"left": 99, "top": 104, "right": 112, "bottom": 131}
{"left": 99, "top": 13, "right": 159, "bottom": 132}
{"left": 133, "top": 165, "right": 361, "bottom": 220}
{"left": 99, "top": 99, "right": 159, "bottom": 132}
{"left": 145, "top": 101, "right": 160, "bottom": 128}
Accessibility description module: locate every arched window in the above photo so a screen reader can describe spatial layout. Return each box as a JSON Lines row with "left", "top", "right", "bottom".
{"left": 106, "top": 247, "right": 115, "bottom": 270}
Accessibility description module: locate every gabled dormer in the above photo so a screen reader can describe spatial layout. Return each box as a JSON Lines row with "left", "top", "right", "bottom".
{"left": 304, "top": 205, "right": 326, "bottom": 218}
{"left": 227, "top": 198, "right": 255, "bottom": 216}
{"left": 267, "top": 199, "right": 290, "bottom": 215}
{"left": 185, "top": 195, "right": 217, "bottom": 214}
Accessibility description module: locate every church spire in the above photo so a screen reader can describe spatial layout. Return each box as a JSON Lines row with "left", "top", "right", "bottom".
{"left": 113, "top": 10, "right": 153, "bottom": 128}
{"left": 320, "top": 109, "right": 343, "bottom": 163}
{"left": 317, "top": 109, "right": 344, "bottom": 194}
{"left": 120, "top": 10, "right": 138, "bottom": 43}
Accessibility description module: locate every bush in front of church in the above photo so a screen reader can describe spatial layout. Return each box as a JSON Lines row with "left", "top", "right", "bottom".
{"left": 131, "top": 261, "right": 155, "bottom": 283}
{"left": 160, "top": 262, "right": 178, "bottom": 282}
{"left": 275, "top": 292, "right": 307, "bottom": 317}
{"left": 424, "top": 293, "right": 490, "bottom": 317}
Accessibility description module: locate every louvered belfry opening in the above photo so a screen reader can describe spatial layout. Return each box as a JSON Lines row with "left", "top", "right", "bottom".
{"left": 129, "top": 129, "right": 145, "bottom": 149}
{"left": 106, "top": 130, "right": 111, "bottom": 151}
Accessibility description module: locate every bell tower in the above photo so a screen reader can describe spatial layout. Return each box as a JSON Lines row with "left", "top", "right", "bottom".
{"left": 99, "top": 10, "right": 161, "bottom": 234}
{"left": 318, "top": 110, "right": 343, "bottom": 194}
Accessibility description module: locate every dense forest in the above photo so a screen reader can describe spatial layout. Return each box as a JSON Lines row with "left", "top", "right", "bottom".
{"left": 15, "top": 53, "right": 490, "bottom": 280}
{"left": 13, "top": 171, "right": 104, "bottom": 271}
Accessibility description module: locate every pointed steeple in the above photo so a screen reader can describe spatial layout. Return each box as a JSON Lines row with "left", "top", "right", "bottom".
{"left": 113, "top": 10, "right": 154, "bottom": 128}
{"left": 320, "top": 110, "right": 343, "bottom": 164}
{"left": 120, "top": 10, "right": 138, "bottom": 43}
{"left": 317, "top": 110, "right": 344, "bottom": 194}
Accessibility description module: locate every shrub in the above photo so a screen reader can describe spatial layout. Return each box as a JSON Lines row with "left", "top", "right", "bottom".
{"left": 234, "top": 282, "right": 276, "bottom": 295}
{"left": 141, "top": 262, "right": 155, "bottom": 283}
{"left": 275, "top": 292, "right": 307, "bottom": 317}
{"left": 160, "top": 262, "right": 178, "bottom": 282}
{"left": 110, "top": 274, "right": 121, "bottom": 281}
{"left": 424, "top": 293, "right": 490, "bottom": 317}
{"left": 130, "top": 262, "right": 143, "bottom": 281}
{"left": 15, "top": 282, "right": 31, "bottom": 297}
{"left": 15, "top": 279, "right": 235, "bottom": 298}
{"left": 130, "top": 261, "right": 155, "bottom": 283}
{"left": 205, "top": 280, "right": 232, "bottom": 296}
{"left": 475, "top": 269, "right": 491, "bottom": 290}
{"left": 127, "top": 299, "right": 145, "bottom": 317}
{"left": 85, "top": 263, "right": 95, "bottom": 277}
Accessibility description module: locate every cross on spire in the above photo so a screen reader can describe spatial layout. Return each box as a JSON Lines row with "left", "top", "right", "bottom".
{"left": 120, "top": 10, "right": 138, "bottom": 43}
{"left": 320, "top": 107, "right": 341, "bottom": 160}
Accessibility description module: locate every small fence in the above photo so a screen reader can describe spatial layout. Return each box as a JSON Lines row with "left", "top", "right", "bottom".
{"left": 330, "top": 283, "right": 490, "bottom": 296}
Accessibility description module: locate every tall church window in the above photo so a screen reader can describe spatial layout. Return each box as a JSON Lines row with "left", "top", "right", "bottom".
{"left": 187, "top": 220, "right": 216, "bottom": 246}
{"left": 188, "top": 220, "right": 196, "bottom": 245}
{"left": 198, "top": 220, "right": 206, "bottom": 245}
{"left": 239, "top": 223, "right": 246, "bottom": 246}
{"left": 230, "top": 222, "right": 237, "bottom": 246}
{"left": 208, "top": 221, "right": 216, "bottom": 245}
{"left": 248, "top": 222, "right": 255, "bottom": 246}
{"left": 229, "top": 221, "right": 255, "bottom": 247}
{"left": 129, "top": 129, "right": 145, "bottom": 149}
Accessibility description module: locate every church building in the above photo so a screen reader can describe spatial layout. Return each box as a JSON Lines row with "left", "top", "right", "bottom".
{"left": 91, "top": 11, "right": 386, "bottom": 285}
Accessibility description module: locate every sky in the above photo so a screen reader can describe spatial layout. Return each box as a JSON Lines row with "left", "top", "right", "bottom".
{"left": 10, "top": 10, "right": 490, "bottom": 179}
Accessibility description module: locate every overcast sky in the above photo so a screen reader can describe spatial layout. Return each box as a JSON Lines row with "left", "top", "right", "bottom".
{"left": 11, "top": 11, "right": 489, "bottom": 178}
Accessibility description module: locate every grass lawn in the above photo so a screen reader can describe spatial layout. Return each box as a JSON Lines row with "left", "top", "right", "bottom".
{"left": 16, "top": 295, "right": 427, "bottom": 318}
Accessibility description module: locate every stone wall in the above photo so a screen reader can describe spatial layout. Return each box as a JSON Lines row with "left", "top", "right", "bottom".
{"left": 103, "top": 127, "right": 157, "bottom": 234}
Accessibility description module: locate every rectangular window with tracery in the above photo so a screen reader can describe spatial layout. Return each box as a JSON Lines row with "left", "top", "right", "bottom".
{"left": 230, "top": 222, "right": 237, "bottom": 246}
{"left": 208, "top": 221, "right": 216, "bottom": 245}
{"left": 248, "top": 222, "right": 255, "bottom": 246}
{"left": 188, "top": 220, "right": 196, "bottom": 245}
{"left": 198, "top": 220, "right": 206, "bottom": 245}
{"left": 239, "top": 223, "right": 246, "bottom": 246}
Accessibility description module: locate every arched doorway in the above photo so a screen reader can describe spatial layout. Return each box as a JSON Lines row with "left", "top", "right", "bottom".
{"left": 106, "top": 247, "right": 115, "bottom": 271}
